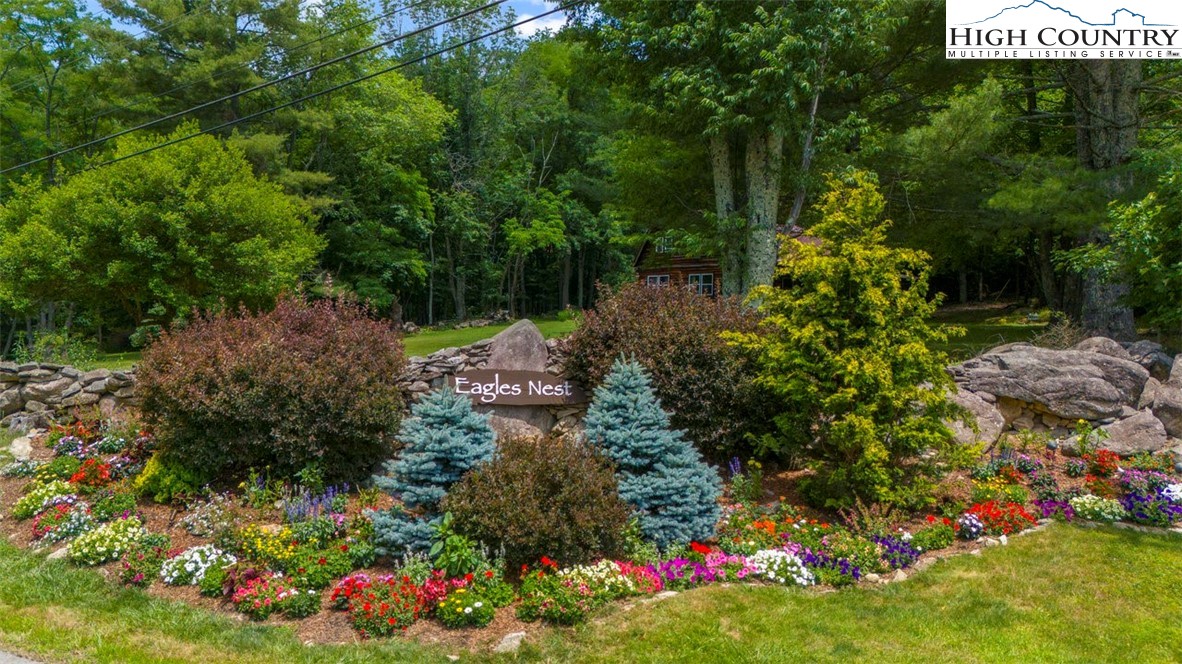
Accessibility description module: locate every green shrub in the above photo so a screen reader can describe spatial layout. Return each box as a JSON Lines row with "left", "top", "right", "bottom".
{"left": 12, "top": 480, "right": 75, "bottom": 520}
{"left": 137, "top": 294, "right": 405, "bottom": 484}
{"left": 436, "top": 588, "right": 494, "bottom": 628}
{"left": 134, "top": 454, "right": 206, "bottom": 504}
{"left": 92, "top": 490, "right": 138, "bottom": 522}
{"left": 444, "top": 435, "right": 631, "bottom": 570}
{"left": 566, "top": 281, "right": 770, "bottom": 458}
{"left": 729, "top": 171, "right": 961, "bottom": 509}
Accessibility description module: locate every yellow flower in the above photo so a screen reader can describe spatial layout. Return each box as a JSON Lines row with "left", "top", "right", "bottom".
{"left": 455, "top": 608, "right": 462, "bottom": 613}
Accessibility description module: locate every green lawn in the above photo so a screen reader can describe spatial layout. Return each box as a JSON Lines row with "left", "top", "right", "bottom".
{"left": 522, "top": 525, "right": 1182, "bottom": 663}
{"left": 85, "top": 318, "right": 579, "bottom": 371}
{"left": 0, "top": 525, "right": 1177, "bottom": 663}
{"left": 402, "top": 317, "right": 579, "bottom": 358}
{"left": 929, "top": 305, "right": 1046, "bottom": 360}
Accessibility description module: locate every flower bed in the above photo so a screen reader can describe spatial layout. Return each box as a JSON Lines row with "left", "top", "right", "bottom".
{"left": 1, "top": 415, "right": 1178, "bottom": 650}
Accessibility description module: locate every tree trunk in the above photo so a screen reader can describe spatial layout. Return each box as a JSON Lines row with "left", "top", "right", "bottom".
{"left": 444, "top": 238, "right": 467, "bottom": 321}
{"left": 958, "top": 270, "right": 968, "bottom": 304}
{"left": 710, "top": 133, "right": 744, "bottom": 296}
{"left": 1068, "top": 60, "right": 1140, "bottom": 340}
{"left": 559, "top": 249, "right": 571, "bottom": 310}
{"left": 743, "top": 128, "right": 784, "bottom": 293}
{"left": 576, "top": 248, "right": 586, "bottom": 308}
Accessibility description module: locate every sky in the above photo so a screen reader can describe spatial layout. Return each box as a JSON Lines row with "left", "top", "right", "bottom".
{"left": 83, "top": 0, "right": 569, "bottom": 38}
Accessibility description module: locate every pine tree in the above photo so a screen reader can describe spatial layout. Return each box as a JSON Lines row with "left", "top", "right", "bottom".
{"left": 583, "top": 359, "right": 721, "bottom": 548}
{"left": 370, "top": 387, "right": 495, "bottom": 554}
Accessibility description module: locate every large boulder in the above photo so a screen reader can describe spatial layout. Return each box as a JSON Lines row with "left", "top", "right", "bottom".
{"left": 0, "top": 387, "right": 21, "bottom": 416}
{"left": 476, "top": 319, "right": 556, "bottom": 437}
{"left": 1101, "top": 410, "right": 1169, "bottom": 456}
{"left": 1124, "top": 341, "right": 1175, "bottom": 382}
{"left": 946, "top": 387, "right": 1005, "bottom": 446}
{"left": 1074, "top": 337, "right": 1132, "bottom": 361}
{"left": 1152, "top": 381, "right": 1182, "bottom": 439}
{"left": 949, "top": 343, "right": 1149, "bottom": 420}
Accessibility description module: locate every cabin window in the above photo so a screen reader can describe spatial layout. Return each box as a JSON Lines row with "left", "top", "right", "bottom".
{"left": 688, "top": 273, "right": 714, "bottom": 295}
{"left": 654, "top": 237, "right": 674, "bottom": 253}
{"left": 646, "top": 274, "right": 670, "bottom": 286}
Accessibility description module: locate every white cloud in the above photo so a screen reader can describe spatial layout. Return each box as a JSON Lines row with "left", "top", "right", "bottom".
{"left": 516, "top": 13, "right": 568, "bottom": 37}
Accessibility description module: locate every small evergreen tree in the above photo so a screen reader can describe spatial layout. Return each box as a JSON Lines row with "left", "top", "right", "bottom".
{"left": 583, "top": 359, "right": 721, "bottom": 548}
{"left": 370, "top": 387, "right": 495, "bottom": 554}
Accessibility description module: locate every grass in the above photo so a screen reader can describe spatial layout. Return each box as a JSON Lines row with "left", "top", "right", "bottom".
{"left": 401, "top": 317, "right": 579, "bottom": 358}
{"left": 82, "top": 318, "right": 580, "bottom": 370}
{"left": 930, "top": 305, "right": 1046, "bottom": 360}
{"left": 521, "top": 524, "right": 1182, "bottom": 663}
{"left": 0, "top": 540, "right": 449, "bottom": 664}
{"left": 0, "top": 525, "right": 1177, "bottom": 662}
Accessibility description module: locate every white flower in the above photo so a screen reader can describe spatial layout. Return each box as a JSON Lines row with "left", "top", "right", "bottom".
{"left": 474, "top": 601, "right": 483, "bottom": 608}
{"left": 464, "top": 607, "right": 472, "bottom": 614}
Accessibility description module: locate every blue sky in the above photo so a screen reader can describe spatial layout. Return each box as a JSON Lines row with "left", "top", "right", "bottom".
{"left": 84, "top": 0, "right": 568, "bottom": 37}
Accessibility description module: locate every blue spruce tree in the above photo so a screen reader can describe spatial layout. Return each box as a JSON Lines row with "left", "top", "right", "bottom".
{"left": 370, "top": 386, "right": 495, "bottom": 554}
{"left": 583, "top": 359, "right": 721, "bottom": 548}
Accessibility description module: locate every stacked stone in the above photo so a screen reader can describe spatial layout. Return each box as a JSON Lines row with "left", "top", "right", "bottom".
{"left": 0, "top": 362, "right": 137, "bottom": 424}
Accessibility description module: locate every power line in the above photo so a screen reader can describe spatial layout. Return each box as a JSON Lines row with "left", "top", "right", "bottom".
{"left": 0, "top": 0, "right": 509, "bottom": 175}
{"left": 78, "top": 3, "right": 576, "bottom": 174}
{"left": 74, "top": 0, "right": 433, "bottom": 130}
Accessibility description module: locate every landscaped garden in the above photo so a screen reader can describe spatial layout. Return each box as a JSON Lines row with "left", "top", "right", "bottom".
{"left": 0, "top": 174, "right": 1179, "bottom": 663}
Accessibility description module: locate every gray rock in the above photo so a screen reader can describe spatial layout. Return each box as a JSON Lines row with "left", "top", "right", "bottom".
{"left": 1139, "top": 377, "right": 1161, "bottom": 410}
{"left": 481, "top": 406, "right": 556, "bottom": 439}
{"left": 17, "top": 369, "right": 54, "bottom": 381}
{"left": 83, "top": 379, "right": 108, "bottom": 394}
{"left": 46, "top": 547, "right": 68, "bottom": 560}
{"left": 20, "top": 377, "right": 74, "bottom": 402}
{"left": 0, "top": 388, "right": 21, "bottom": 416}
{"left": 1102, "top": 410, "right": 1169, "bottom": 456}
{"left": 113, "top": 387, "right": 135, "bottom": 399}
{"left": 947, "top": 387, "right": 1005, "bottom": 445}
{"left": 1074, "top": 337, "right": 1132, "bottom": 361}
{"left": 15, "top": 363, "right": 37, "bottom": 372}
{"left": 1170, "top": 356, "right": 1182, "bottom": 387}
{"left": 864, "top": 573, "right": 881, "bottom": 583}
{"left": 61, "top": 383, "right": 82, "bottom": 399}
{"left": 0, "top": 362, "right": 17, "bottom": 374}
{"left": 1125, "top": 340, "right": 1174, "bottom": 382}
{"left": 653, "top": 591, "right": 679, "bottom": 600}
{"left": 949, "top": 345, "right": 1149, "bottom": 420}
{"left": 98, "top": 395, "right": 119, "bottom": 418}
{"left": 891, "top": 570, "right": 907, "bottom": 582}
{"left": 79, "top": 369, "right": 112, "bottom": 385}
{"left": 1152, "top": 382, "right": 1182, "bottom": 438}
{"left": 59, "top": 366, "right": 81, "bottom": 379}
{"left": 9, "top": 435, "right": 31, "bottom": 461}
{"left": 494, "top": 632, "right": 527, "bottom": 653}
{"left": 485, "top": 319, "right": 548, "bottom": 372}
{"left": 23, "top": 401, "right": 47, "bottom": 413}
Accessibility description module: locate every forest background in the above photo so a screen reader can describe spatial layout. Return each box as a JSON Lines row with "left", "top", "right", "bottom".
{"left": 2, "top": 0, "right": 1180, "bottom": 357}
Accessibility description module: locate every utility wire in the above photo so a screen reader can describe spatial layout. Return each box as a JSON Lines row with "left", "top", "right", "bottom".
{"left": 74, "top": 0, "right": 433, "bottom": 129}
{"left": 77, "top": 3, "right": 575, "bottom": 174}
{"left": 0, "top": 0, "right": 508, "bottom": 175}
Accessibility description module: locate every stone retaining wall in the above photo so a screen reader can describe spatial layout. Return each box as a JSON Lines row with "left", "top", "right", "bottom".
{"left": 1, "top": 362, "right": 137, "bottom": 425}
{"left": 2, "top": 321, "right": 580, "bottom": 435}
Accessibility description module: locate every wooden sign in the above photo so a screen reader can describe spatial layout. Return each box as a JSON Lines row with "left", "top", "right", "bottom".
{"left": 448, "top": 370, "right": 587, "bottom": 406}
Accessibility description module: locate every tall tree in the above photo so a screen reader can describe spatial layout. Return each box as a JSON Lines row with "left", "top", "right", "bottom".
{"left": 587, "top": 1, "right": 864, "bottom": 295}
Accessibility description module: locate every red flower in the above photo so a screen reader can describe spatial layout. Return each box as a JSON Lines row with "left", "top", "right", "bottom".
{"left": 464, "top": 573, "right": 473, "bottom": 582}
{"left": 484, "top": 570, "right": 494, "bottom": 579}
{"left": 689, "top": 542, "right": 711, "bottom": 555}
{"left": 541, "top": 556, "right": 557, "bottom": 568}
{"left": 942, "top": 517, "right": 952, "bottom": 526}
{"left": 318, "top": 557, "right": 327, "bottom": 565}
{"left": 340, "top": 544, "right": 349, "bottom": 552}
{"left": 926, "top": 515, "right": 937, "bottom": 524}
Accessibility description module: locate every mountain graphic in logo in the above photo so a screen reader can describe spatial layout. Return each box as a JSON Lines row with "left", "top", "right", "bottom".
{"left": 962, "top": 1, "right": 1172, "bottom": 27}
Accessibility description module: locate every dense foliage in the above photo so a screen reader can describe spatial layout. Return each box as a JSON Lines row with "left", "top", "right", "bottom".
{"left": 370, "top": 387, "right": 495, "bottom": 555}
{"left": 444, "top": 434, "right": 632, "bottom": 570}
{"left": 583, "top": 359, "right": 721, "bottom": 548}
{"left": 566, "top": 282, "right": 769, "bottom": 458}
{"left": 137, "top": 295, "right": 404, "bottom": 483}
{"left": 730, "top": 172, "right": 961, "bottom": 509}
